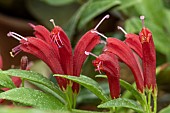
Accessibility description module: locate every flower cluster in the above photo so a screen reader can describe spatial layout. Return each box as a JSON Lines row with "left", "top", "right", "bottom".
{"left": 86, "top": 16, "right": 156, "bottom": 99}
{"left": 7, "top": 15, "right": 156, "bottom": 99}
{"left": 7, "top": 15, "right": 111, "bottom": 93}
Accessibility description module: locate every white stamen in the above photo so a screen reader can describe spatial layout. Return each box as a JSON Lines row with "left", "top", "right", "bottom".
{"left": 140, "top": 16, "right": 145, "bottom": 27}
{"left": 91, "top": 30, "right": 108, "bottom": 39}
{"left": 50, "top": 19, "right": 56, "bottom": 27}
{"left": 100, "top": 40, "right": 106, "bottom": 45}
{"left": 57, "top": 32, "right": 64, "bottom": 46}
{"left": 7, "top": 32, "right": 27, "bottom": 41}
{"left": 85, "top": 51, "right": 98, "bottom": 58}
{"left": 97, "top": 61, "right": 102, "bottom": 74}
{"left": 94, "top": 14, "right": 110, "bottom": 30}
{"left": 117, "top": 26, "right": 127, "bottom": 35}
{"left": 10, "top": 52, "right": 14, "bottom": 57}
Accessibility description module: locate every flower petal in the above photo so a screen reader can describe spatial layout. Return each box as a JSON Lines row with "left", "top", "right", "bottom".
{"left": 125, "top": 34, "right": 143, "bottom": 59}
{"left": 105, "top": 38, "right": 144, "bottom": 92}
{"left": 29, "top": 24, "right": 51, "bottom": 43}
{"left": 139, "top": 27, "right": 156, "bottom": 90}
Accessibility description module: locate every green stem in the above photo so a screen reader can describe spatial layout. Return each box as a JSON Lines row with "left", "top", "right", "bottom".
{"left": 153, "top": 95, "right": 157, "bottom": 113}
{"left": 153, "top": 88, "right": 158, "bottom": 113}
{"left": 73, "top": 93, "right": 77, "bottom": 109}
{"left": 142, "top": 93, "right": 150, "bottom": 113}
{"left": 65, "top": 92, "right": 72, "bottom": 110}
{"left": 147, "top": 90, "right": 152, "bottom": 113}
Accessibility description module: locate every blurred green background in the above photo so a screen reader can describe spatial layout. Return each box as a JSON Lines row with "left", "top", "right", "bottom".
{"left": 0, "top": 0, "right": 170, "bottom": 111}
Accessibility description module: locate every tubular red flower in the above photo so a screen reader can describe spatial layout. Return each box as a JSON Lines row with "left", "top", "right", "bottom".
{"left": 139, "top": 27, "right": 156, "bottom": 90}
{"left": 105, "top": 38, "right": 144, "bottom": 92}
{"left": 73, "top": 30, "right": 100, "bottom": 93}
{"left": 92, "top": 52, "right": 120, "bottom": 99}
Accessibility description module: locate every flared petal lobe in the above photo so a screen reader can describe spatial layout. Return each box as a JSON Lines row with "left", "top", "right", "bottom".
{"left": 139, "top": 27, "right": 156, "bottom": 90}
{"left": 125, "top": 34, "right": 143, "bottom": 59}
{"left": 29, "top": 24, "right": 51, "bottom": 43}
{"left": 105, "top": 38, "right": 144, "bottom": 92}
{"left": 73, "top": 30, "right": 100, "bottom": 93}
{"left": 92, "top": 52, "right": 120, "bottom": 98}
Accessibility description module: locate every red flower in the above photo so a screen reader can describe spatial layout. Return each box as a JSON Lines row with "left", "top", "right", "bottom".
{"left": 7, "top": 15, "right": 110, "bottom": 93}
{"left": 139, "top": 16, "right": 156, "bottom": 91}
{"left": 89, "top": 51, "right": 120, "bottom": 99}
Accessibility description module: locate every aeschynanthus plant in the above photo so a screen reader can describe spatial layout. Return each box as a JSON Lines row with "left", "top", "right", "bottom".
{"left": 7, "top": 15, "right": 110, "bottom": 93}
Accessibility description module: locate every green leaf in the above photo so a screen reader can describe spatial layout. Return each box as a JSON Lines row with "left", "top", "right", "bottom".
{"left": 98, "top": 98, "right": 144, "bottom": 113}
{"left": 54, "top": 74, "right": 109, "bottom": 102}
{"left": 78, "top": 0, "right": 120, "bottom": 30}
{"left": 119, "top": 79, "right": 144, "bottom": 105}
{"left": 0, "top": 71, "right": 16, "bottom": 89}
{"left": 2, "top": 69, "right": 65, "bottom": 102}
{"left": 159, "top": 105, "right": 170, "bottom": 113}
{"left": 95, "top": 74, "right": 107, "bottom": 78}
{"left": 0, "top": 107, "right": 70, "bottom": 113}
{"left": 0, "top": 87, "right": 65, "bottom": 110}
{"left": 41, "top": 0, "right": 75, "bottom": 6}
{"left": 30, "top": 81, "right": 65, "bottom": 104}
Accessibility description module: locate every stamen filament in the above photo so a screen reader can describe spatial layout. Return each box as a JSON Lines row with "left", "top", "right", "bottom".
{"left": 100, "top": 40, "right": 106, "bottom": 45}
{"left": 57, "top": 32, "right": 64, "bottom": 46}
{"left": 94, "top": 14, "right": 110, "bottom": 30}
{"left": 117, "top": 26, "right": 127, "bottom": 35}
{"left": 91, "top": 30, "right": 107, "bottom": 39}
{"left": 97, "top": 61, "right": 102, "bottom": 74}
{"left": 50, "top": 19, "right": 56, "bottom": 27}
{"left": 140, "top": 16, "right": 145, "bottom": 27}
{"left": 7, "top": 32, "right": 27, "bottom": 41}
{"left": 85, "top": 51, "right": 98, "bottom": 58}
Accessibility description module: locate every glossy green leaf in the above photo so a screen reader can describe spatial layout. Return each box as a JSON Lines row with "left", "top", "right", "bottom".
{"left": 30, "top": 81, "right": 65, "bottom": 104}
{"left": 95, "top": 74, "right": 107, "bottom": 78}
{"left": 0, "top": 107, "right": 70, "bottom": 113}
{"left": 98, "top": 98, "right": 143, "bottom": 112}
{"left": 120, "top": 79, "right": 144, "bottom": 105}
{"left": 78, "top": 0, "right": 120, "bottom": 30}
{"left": 54, "top": 74, "right": 108, "bottom": 102}
{"left": 0, "top": 88, "right": 65, "bottom": 110}
{"left": 2, "top": 69, "right": 65, "bottom": 101}
{"left": 41, "top": 0, "right": 75, "bottom": 6}
{"left": 159, "top": 105, "right": 170, "bottom": 113}
{"left": 0, "top": 71, "right": 16, "bottom": 89}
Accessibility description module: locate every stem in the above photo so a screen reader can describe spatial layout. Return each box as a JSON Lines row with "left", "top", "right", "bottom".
{"left": 65, "top": 92, "right": 72, "bottom": 110}
{"left": 147, "top": 90, "right": 152, "bottom": 113}
{"left": 153, "top": 88, "right": 158, "bottom": 113}
{"left": 153, "top": 95, "right": 157, "bottom": 113}
{"left": 141, "top": 93, "right": 150, "bottom": 113}
{"left": 73, "top": 93, "right": 77, "bottom": 109}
